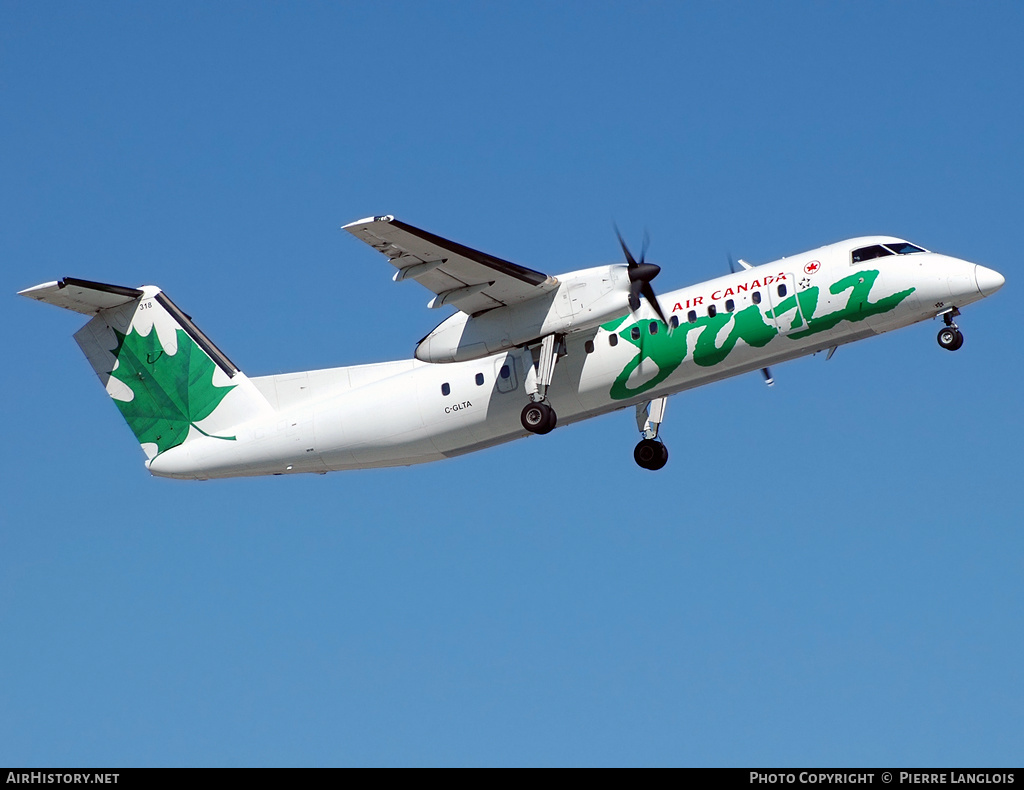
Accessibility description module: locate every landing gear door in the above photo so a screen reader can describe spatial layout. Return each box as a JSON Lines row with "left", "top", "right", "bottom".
{"left": 767, "top": 273, "right": 809, "bottom": 335}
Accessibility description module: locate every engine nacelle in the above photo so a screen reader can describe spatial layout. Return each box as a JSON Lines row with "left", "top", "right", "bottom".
{"left": 415, "top": 265, "right": 632, "bottom": 363}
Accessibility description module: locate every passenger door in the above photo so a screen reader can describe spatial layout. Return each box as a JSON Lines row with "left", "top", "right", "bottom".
{"left": 766, "top": 274, "right": 809, "bottom": 334}
{"left": 494, "top": 353, "right": 519, "bottom": 393}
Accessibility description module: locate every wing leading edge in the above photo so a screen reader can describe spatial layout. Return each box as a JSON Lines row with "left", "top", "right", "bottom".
{"left": 343, "top": 215, "right": 557, "bottom": 315}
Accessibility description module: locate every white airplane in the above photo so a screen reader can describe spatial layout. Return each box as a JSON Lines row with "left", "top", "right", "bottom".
{"left": 20, "top": 215, "right": 1004, "bottom": 478}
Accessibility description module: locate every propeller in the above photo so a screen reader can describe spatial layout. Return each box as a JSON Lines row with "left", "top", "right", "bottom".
{"left": 615, "top": 226, "right": 668, "bottom": 326}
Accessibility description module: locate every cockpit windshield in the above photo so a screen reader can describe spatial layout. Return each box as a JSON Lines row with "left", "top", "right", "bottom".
{"left": 852, "top": 241, "right": 926, "bottom": 264}
{"left": 852, "top": 245, "right": 893, "bottom": 263}
{"left": 884, "top": 242, "right": 926, "bottom": 255}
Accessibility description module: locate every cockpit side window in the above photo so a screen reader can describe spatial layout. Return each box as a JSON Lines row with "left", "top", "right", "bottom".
{"left": 851, "top": 244, "right": 894, "bottom": 264}
{"left": 883, "top": 242, "right": 926, "bottom": 255}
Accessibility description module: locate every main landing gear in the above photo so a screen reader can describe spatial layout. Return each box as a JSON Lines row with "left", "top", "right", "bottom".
{"left": 521, "top": 401, "right": 556, "bottom": 435}
{"left": 633, "top": 397, "right": 669, "bottom": 471}
{"left": 634, "top": 438, "right": 668, "bottom": 471}
{"left": 937, "top": 308, "right": 964, "bottom": 351}
{"left": 518, "top": 335, "right": 670, "bottom": 473}
{"left": 521, "top": 333, "right": 564, "bottom": 435}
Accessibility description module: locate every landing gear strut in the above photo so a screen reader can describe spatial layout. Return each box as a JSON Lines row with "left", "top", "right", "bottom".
{"left": 633, "top": 397, "right": 669, "bottom": 470}
{"left": 937, "top": 308, "right": 964, "bottom": 351}
{"left": 521, "top": 333, "right": 564, "bottom": 434}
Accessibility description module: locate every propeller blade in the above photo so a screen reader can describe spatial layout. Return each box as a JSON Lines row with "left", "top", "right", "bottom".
{"left": 641, "top": 281, "right": 668, "bottom": 326}
{"left": 628, "top": 281, "right": 641, "bottom": 312}
{"left": 615, "top": 225, "right": 638, "bottom": 268}
{"left": 761, "top": 367, "right": 774, "bottom": 386}
{"left": 728, "top": 254, "right": 739, "bottom": 274}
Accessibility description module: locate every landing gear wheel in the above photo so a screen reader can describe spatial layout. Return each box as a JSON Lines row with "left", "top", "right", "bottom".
{"left": 634, "top": 438, "right": 669, "bottom": 470}
{"left": 938, "top": 327, "right": 964, "bottom": 351}
{"left": 521, "top": 402, "right": 556, "bottom": 435}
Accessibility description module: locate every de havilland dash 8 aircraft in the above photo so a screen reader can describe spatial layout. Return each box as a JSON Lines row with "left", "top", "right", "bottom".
{"left": 20, "top": 215, "right": 1004, "bottom": 478}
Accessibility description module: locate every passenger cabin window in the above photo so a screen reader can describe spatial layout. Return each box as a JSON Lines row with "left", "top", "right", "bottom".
{"left": 584, "top": 340, "right": 595, "bottom": 354}
{"left": 609, "top": 333, "right": 618, "bottom": 347}
{"left": 441, "top": 383, "right": 451, "bottom": 396}
{"left": 669, "top": 315, "right": 679, "bottom": 329}
{"left": 687, "top": 310, "right": 697, "bottom": 323}
{"left": 725, "top": 299, "right": 735, "bottom": 312}
{"left": 631, "top": 326, "right": 641, "bottom": 340}
{"left": 649, "top": 321, "right": 658, "bottom": 335}
{"left": 852, "top": 244, "right": 895, "bottom": 263}
{"left": 499, "top": 365, "right": 510, "bottom": 379}
{"left": 752, "top": 291, "right": 761, "bottom": 305}
{"left": 708, "top": 304, "right": 717, "bottom": 318}
{"left": 475, "top": 373, "right": 484, "bottom": 386}
{"left": 778, "top": 284, "right": 787, "bottom": 297}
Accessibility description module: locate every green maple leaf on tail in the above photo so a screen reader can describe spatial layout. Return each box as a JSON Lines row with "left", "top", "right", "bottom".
{"left": 108, "top": 326, "right": 237, "bottom": 456}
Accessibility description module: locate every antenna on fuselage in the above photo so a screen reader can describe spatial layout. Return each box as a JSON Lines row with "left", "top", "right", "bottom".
{"left": 728, "top": 254, "right": 754, "bottom": 273}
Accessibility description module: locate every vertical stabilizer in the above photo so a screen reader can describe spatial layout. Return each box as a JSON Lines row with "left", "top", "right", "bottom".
{"left": 20, "top": 278, "right": 273, "bottom": 461}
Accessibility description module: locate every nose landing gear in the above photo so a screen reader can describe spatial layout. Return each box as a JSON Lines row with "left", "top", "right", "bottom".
{"left": 937, "top": 326, "right": 964, "bottom": 350}
{"left": 937, "top": 308, "right": 964, "bottom": 351}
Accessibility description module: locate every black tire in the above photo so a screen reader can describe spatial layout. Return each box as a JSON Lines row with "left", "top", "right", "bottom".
{"left": 522, "top": 402, "right": 555, "bottom": 434}
{"left": 542, "top": 405, "right": 558, "bottom": 434}
{"left": 634, "top": 438, "right": 668, "bottom": 470}
{"left": 938, "top": 327, "right": 960, "bottom": 350}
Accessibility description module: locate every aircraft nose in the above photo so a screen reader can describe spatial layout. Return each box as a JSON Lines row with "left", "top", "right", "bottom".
{"left": 975, "top": 265, "right": 1005, "bottom": 297}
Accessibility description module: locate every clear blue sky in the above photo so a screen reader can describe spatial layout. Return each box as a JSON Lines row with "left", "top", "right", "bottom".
{"left": 2, "top": 1, "right": 1021, "bottom": 767}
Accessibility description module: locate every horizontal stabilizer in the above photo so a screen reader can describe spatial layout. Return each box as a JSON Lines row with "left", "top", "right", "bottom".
{"left": 18, "top": 277, "right": 144, "bottom": 315}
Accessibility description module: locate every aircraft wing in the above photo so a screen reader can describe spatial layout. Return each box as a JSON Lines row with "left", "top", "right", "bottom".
{"left": 343, "top": 215, "right": 557, "bottom": 315}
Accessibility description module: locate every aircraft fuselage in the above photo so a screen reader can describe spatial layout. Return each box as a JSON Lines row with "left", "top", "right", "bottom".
{"left": 145, "top": 236, "right": 1001, "bottom": 479}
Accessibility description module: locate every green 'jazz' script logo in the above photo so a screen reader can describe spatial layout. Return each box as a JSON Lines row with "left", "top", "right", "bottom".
{"left": 108, "top": 326, "right": 236, "bottom": 455}
{"left": 606, "top": 269, "right": 915, "bottom": 400}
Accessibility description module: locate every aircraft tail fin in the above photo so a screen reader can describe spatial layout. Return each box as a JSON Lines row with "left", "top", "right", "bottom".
{"left": 19, "top": 278, "right": 273, "bottom": 461}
